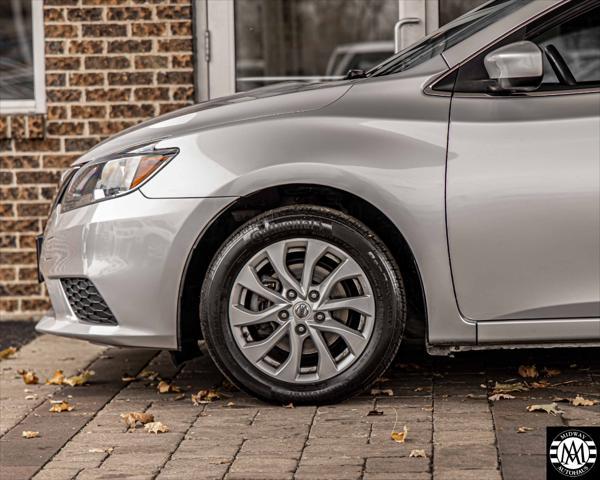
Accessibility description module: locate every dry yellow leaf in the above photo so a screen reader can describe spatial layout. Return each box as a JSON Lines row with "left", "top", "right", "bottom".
{"left": 543, "top": 367, "right": 561, "bottom": 377}
{"left": 64, "top": 370, "right": 94, "bottom": 387}
{"left": 46, "top": 370, "right": 65, "bottom": 385}
{"left": 571, "top": 395, "right": 598, "bottom": 406}
{"left": 517, "top": 426, "right": 534, "bottom": 433}
{"left": 121, "top": 411, "right": 155, "bottom": 429}
{"left": 0, "top": 346, "right": 17, "bottom": 360}
{"left": 488, "top": 393, "right": 516, "bottom": 401}
{"left": 391, "top": 425, "right": 408, "bottom": 444}
{"left": 492, "top": 382, "right": 528, "bottom": 394}
{"left": 530, "top": 380, "right": 551, "bottom": 389}
{"left": 144, "top": 421, "right": 169, "bottom": 434}
{"left": 409, "top": 449, "right": 427, "bottom": 458}
{"left": 370, "top": 388, "right": 394, "bottom": 396}
{"left": 138, "top": 370, "right": 160, "bottom": 381}
{"left": 49, "top": 401, "right": 74, "bottom": 413}
{"left": 191, "top": 389, "right": 222, "bottom": 405}
{"left": 18, "top": 370, "right": 39, "bottom": 385}
{"left": 157, "top": 381, "right": 182, "bottom": 394}
{"left": 526, "top": 402, "right": 564, "bottom": 415}
{"left": 22, "top": 431, "right": 39, "bottom": 439}
{"left": 518, "top": 365, "right": 538, "bottom": 378}
{"left": 88, "top": 447, "right": 114, "bottom": 453}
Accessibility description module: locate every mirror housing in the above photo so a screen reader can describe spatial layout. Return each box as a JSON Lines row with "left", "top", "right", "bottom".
{"left": 484, "top": 41, "right": 543, "bottom": 93}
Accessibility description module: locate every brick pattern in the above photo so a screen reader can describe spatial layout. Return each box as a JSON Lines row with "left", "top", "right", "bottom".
{"left": 0, "top": 0, "right": 195, "bottom": 320}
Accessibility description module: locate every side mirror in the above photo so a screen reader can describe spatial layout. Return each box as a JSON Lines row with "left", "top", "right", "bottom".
{"left": 484, "top": 41, "right": 543, "bottom": 93}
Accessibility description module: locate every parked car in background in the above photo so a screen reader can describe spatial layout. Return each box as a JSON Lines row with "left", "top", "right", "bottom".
{"left": 37, "top": 0, "right": 600, "bottom": 404}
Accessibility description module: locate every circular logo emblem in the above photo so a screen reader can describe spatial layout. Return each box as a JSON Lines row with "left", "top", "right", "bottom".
{"left": 293, "top": 302, "right": 311, "bottom": 319}
{"left": 550, "top": 429, "right": 597, "bottom": 477}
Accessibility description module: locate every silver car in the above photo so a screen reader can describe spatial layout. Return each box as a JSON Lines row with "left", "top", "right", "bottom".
{"left": 37, "top": 0, "right": 600, "bottom": 404}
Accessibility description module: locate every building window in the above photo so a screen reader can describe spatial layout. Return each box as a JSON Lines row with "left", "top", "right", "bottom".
{"left": 0, "top": 0, "right": 45, "bottom": 114}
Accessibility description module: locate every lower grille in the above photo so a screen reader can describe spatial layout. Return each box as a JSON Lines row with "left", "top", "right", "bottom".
{"left": 60, "top": 278, "right": 117, "bottom": 325}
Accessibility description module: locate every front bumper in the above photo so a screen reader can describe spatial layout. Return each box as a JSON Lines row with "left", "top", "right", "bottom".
{"left": 36, "top": 190, "right": 235, "bottom": 349}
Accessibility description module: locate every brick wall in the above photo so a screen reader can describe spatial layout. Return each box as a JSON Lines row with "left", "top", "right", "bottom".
{"left": 0, "top": 0, "right": 195, "bottom": 320}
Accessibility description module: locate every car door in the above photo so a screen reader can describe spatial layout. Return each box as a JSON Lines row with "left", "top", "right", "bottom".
{"left": 446, "top": 2, "right": 600, "bottom": 324}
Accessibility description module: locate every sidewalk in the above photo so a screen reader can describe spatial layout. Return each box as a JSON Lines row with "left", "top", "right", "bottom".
{"left": 1, "top": 334, "right": 599, "bottom": 480}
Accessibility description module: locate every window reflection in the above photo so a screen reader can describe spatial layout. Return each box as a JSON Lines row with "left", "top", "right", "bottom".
{"left": 0, "top": 0, "right": 34, "bottom": 100}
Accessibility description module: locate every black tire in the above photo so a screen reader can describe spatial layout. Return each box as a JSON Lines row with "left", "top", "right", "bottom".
{"left": 200, "top": 205, "right": 406, "bottom": 404}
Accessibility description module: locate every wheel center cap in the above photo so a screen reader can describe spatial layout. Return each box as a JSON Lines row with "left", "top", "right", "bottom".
{"left": 293, "top": 302, "right": 311, "bottom": 319}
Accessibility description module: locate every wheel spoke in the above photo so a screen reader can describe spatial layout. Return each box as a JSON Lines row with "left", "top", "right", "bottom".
{"left": 319, "top": 295, "right": 375, "bottom": 317}
{"left": 309, "top": 328, "right": 339, "bottom": 379}
{"left": 236, "top": 264, "right": 286, "bottom": 304}
{"left": 275, "top": 329, "right": 304, "bottom": 382}
{"left": 316, "top": 257, "right": 363, "bottom": 305}
{"left": 241, "top": 323, "right": 290, "bottom": 363}
{"left": 264, "top": 242, "right": 302, "bottom": 294}
{"left": 230, "top": 303, "right": 286, "bottom": 327}
{"left": 301, "top": 240, "right": 329, "bottom": 294}
{"left": 311, "top": 317, "right": 368, "bottom": 355}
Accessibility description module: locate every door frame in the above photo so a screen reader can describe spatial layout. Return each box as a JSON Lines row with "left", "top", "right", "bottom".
{"left": 194, "top": 0, "right": 439, "bottom": 101}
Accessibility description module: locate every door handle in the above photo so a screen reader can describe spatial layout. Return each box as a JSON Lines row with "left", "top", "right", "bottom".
{"left": 394, "top": 17, "right": 421, "bottom": 53}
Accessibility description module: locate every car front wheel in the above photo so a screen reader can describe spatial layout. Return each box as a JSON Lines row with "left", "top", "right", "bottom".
{"left": 200, "top": 205, "right": 405, "bottom": 404}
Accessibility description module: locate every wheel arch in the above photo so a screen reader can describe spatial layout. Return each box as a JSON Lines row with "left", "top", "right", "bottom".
{"left": 178, "top": 183, "right": 428, "bottom": 356}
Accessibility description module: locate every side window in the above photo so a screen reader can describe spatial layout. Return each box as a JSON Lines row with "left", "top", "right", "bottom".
{"left": 533, "top": 6, "right": 600, "bottom": 86}
{"left": 453, "top": 2, "right": 600, "bottom": 94}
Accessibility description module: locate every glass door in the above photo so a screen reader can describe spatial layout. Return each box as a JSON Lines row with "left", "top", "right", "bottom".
{"left": 200, "top": 0, "right": 490, "bottom": 100}
{"left": 204, "top": 0, "right": 401, "bottom": 98}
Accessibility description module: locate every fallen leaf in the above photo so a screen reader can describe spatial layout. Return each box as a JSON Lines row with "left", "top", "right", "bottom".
{"left": 138, "top": 370, "right": 160, "bottom": 381}
{"left": 529, "top": 380, "right": 551, "bottom": 389}
{"left": 121, "top": 411, "right": 155, "bottom": 429}
{"left": 413, "top": 387, "right": 423, "bottom": 392}
{"left": 49, "top": 401, "right": 74, "bottom": 413}
{"left": 370, "top": 388, "right": 394, "bottom": 396}
{"left": 144, "top": 421, "right": 169, "bottom": 434}
{"left": 88, "top": 447, "right": 114, "bottom": 453}
{"left": 488, "top": 393, "right": 515, "bottom": 401}
{"left": 157, "top": 381, "right": 182, "bottom": 394}
{"left": 284, "top": 402, "right": 294, "bottom": 409}
{"left": 517, "top": 426, "right": 534, "bottom": 433}
{"left": 25, "top": 395, "right": 37, "bottom": 400}
{"left": 121, "top": 374, "right": 137, "bottom": 382}
{"left": 526, "top": 402, "right": 564, "bottom": 415}
{"left": 367, "top": 409, "right": 384, "bottom": 416}
{"left": 0, "top": 347, "right": 17, "bottom": 360}
{"left": 543, "top": 367, "right": 561, "bottom": 377}
{"left": 409, "top": 449, "right": 427, "bottom": 458}
{"left": 225, "top": 401, "right": 235, "bottom": 407}
{"left": 46, "top": 370, "right": 65, "bottom": 385}
{"left": 22, "top": 431, "right": 39, "bottom": 439}
{"left": 391, "top": 425, "right": 408, "bottom": 443}
{"left": 18, "top": 370, "right": 39, "bottom": 385}
{"left": 492, "top": 382, "right": 528, "bottom": 394}
{"left": 191, "top": 389, "right": 222, "bottom": 405}
{"left": 571, "top": 395, "right": 598, "bottom": 406}
{"left": 518, "top": 365, "right": 538, "bottom": 378}
{"left": 551, "top": 396, "right": 570, "bottom": 403}
{"left": 64, "top": 370, "right": 94, "bottom": 386}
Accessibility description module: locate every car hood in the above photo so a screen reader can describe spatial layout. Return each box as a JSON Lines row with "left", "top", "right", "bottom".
{"left": 74, "top": 81, "right": 352, "bottom": 165}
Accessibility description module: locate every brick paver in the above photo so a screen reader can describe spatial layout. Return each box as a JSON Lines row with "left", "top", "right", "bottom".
{"left": 2, "top": 336, "right": 599, "bottom": 480}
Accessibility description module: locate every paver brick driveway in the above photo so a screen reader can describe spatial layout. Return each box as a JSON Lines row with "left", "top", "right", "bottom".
{"left": 1, "top": 335, "right": 599, "bottom": 480}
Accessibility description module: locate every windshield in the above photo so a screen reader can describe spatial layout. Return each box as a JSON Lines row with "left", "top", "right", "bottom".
{"left": 369, "top": 0, "right": 535, "bottom": 77}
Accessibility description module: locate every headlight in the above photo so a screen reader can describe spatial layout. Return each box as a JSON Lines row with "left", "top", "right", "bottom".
{"left": 61, "top": 147, "right": 178, "bottom": 212}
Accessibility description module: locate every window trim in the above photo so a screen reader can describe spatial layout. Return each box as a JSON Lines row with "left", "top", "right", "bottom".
{"left": 425, "top": 0, "right": 600, "bottom": 98}
{"left": 0, "top": 0, "right": 46, "bottom": 115}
